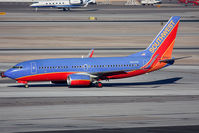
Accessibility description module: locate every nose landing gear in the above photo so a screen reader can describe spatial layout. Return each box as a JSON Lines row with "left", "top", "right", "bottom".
{"left": 17, "top": 80, "right": 29, "bottom": 88}
{"left": 25, "top": 84, "right": 29, "bottom": 88}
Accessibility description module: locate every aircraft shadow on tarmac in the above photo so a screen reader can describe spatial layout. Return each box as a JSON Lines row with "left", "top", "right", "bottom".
{"left": 104, "top": 77, "right": 183, "bottom": 88}
{"left": 9, "top": 77, "right": 183, "bottom": 88}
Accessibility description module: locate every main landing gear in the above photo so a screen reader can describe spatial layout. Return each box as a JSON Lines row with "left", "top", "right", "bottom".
{"left": 94, "top": 82, "right": 103, "bottom": 88}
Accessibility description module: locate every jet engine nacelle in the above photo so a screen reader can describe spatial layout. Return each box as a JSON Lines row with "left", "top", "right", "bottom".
{"left": 70, "top": 0, "right": 83, "bottom": 5}
{"left": 67, "top": 74, "right": 91, "bottom": 86}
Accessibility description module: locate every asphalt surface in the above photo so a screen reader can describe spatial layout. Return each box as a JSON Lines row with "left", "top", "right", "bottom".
{"left": 1, "top": 65, "right": 199, "bottom": 133}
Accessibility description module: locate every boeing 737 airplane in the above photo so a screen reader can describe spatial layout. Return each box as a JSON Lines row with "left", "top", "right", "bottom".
{"left": 1, "top": 16, "right": 188, "bottom": 88}
{"left": 30, "top": 0, "right": 95, "bottom": 11}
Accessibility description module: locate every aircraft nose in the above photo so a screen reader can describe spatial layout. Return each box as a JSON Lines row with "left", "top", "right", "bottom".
{"left": 1, "top": 72, "right": 6, "bottom": 78}
{"left": 30, "top": 4, "right": 34, "bottom": 7}
{"left": 30, "top": 3, "right": 38, "bottom": 7}
{"left": 4, "top": 69, "right": 15, "bottom": 79}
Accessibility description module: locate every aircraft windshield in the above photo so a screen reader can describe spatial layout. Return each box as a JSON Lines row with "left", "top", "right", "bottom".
{"left": 12, "top": 66, "right": 23, "bottom": 69}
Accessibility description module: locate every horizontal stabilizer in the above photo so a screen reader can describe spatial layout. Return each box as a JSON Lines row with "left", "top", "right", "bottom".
{"left": 159, "top": 56, "right": 192, "bottom": 63}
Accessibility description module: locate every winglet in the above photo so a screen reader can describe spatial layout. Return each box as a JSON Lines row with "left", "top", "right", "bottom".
{"left": 87, "top": 49, "right": 94, "bottom": 58}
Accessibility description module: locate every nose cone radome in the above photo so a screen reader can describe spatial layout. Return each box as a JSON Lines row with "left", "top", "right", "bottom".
{"left": 30, "top": 3, "right": 38, "bottom": 7}
{"left": 4, "top": 69, "right": 16, "bottom": 79}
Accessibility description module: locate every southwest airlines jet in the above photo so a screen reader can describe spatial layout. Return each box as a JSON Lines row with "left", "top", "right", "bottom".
{"left": 1, "top": 16, "right": 186, "bottom": 88}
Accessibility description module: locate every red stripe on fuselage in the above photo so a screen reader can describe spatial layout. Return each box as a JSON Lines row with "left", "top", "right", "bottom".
{"left": 16, "top": 72, "right": 75, "bottom": 82}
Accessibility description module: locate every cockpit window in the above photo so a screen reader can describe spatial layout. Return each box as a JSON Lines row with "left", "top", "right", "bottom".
{"left": 12, "top": 66, "right": 23, "bottom": 69}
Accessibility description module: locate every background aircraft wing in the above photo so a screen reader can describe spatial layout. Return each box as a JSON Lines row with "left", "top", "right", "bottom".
{"left": 55, "top": 5, "right": 82, "bottom": 8}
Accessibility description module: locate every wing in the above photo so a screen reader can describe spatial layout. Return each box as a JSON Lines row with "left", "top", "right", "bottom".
{"left": 75, "top": 68, "right": 139, "bottom": 80}
{"left": 89, "top": 68, "right": 142, "bottom": 78}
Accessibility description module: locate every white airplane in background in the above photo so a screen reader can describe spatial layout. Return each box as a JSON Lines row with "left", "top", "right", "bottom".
{"left": 30, "top": 0, "right": 95, "bottom": 11}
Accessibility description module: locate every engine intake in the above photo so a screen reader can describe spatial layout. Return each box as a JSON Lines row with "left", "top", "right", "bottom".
{"left": 67, "top": 74, "right": 91, "bottom": 86}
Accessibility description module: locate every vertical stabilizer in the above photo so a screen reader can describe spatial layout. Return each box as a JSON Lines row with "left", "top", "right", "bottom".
{"left": 145, "top": 16, "right": 180, "bottom": 59}
{"left": 142, "top": 16, "right": 181, "bottom": 71}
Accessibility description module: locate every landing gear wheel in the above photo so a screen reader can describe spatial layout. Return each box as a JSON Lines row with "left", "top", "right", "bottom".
{"left": 25, "top": 84, "right": 29, "bottom": 88}
{"left": 96, "top": 82, "right": 103, "bottom": 88}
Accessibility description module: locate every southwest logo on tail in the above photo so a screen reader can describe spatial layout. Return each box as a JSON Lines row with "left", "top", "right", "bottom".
{"left": 1, "top": 16, "right": 190, "bottom": 88}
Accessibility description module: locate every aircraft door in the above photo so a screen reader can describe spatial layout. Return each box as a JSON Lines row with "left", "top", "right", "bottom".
{"left": 83, "top": 64, "right": 90, "bottom": 72}
{"left": 31, "top": 62, "right": 37, "bottom": 74}
{"left": 143, "top": 59, "right": 148, "bottom": 71}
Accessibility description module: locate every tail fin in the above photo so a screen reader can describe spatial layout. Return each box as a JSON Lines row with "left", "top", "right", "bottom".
{"left": 145, "top": 16, "right": 180, "bottom": 59}
{"left": 139, "top": 16, "right": 181, "bottom": 71}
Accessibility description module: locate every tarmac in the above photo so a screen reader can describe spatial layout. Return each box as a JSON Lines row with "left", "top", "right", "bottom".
{"left": 0, "top": 2, "right": 199, "bottom": 133}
